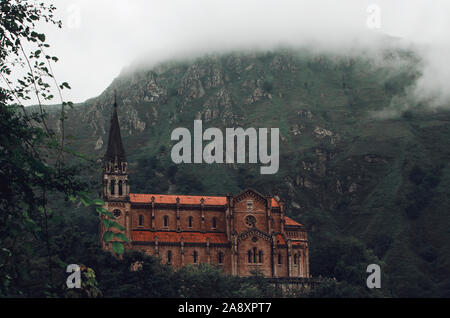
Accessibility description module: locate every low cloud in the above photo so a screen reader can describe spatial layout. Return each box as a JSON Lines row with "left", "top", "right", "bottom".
{"left": 411, "top": 45, "right": 450, "bottom": 107}
{"left": 28, "top": 0, "right": 450, "bottom": 110}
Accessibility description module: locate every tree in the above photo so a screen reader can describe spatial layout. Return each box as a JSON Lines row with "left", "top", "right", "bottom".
{"left": 0, "top": 0, "right": 127, "bottom": 296}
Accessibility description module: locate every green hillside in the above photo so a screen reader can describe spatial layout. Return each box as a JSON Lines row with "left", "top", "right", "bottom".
{"left": 47, "top": 47, "right": 450, "bottom": 297}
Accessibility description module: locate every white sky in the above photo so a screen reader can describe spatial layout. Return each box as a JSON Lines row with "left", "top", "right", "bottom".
{"left": 21, "top": 0, "right": 450, "bottom": 104}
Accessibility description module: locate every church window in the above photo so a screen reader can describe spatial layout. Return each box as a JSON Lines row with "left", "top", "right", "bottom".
{"left": 118, "top": 180, "right": 123, "bottom": 196}
{"left": 253, "top": 247, "right": 257, "bottom": 263}
{"left": 246, "top": 200, "right": 254, "bottom": 211}
{"left": 218, "top": 252, "right": 223, "bottom": 264}
{"left": 258, "top": 250, "right": 263, "bottom": 263}
{"left": 278, "top": 253, "right": 282, "bottom": 265}
{"left": 167, "top": 250, "right": 172, "bottom": 264}
{"left": 113, "top": 209, "right": 121, "bottom": 218}
{"left": 163, "top": 215, "right": 169, "bottom": 227}
{"left": 212, "top": 217, "right": 217, "bottom": 229}
{"left": 245, "top": 215, "right": 256, "bottom": 227}
{"left": 248, "top": 251, "right": 252, "bottom": 263}
{"left": 139, "top": 215, "right": 144, "bottom": 226}
{"left": 188, "top": 216, "right": 193, "bottom": 228}
{"left": 193, "top": 251, "right": 198, "bottom": 263}
{"left": 294, "top": 254, "right": 298, "bottom": 265}
{"left": 110, "top": 180, "right": 115, "bottom": 195}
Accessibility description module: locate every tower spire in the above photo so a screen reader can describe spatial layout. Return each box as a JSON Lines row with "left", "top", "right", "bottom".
{"left": 101, "top": 91, "right": 130, "bottom": 251}
{"left": 104, "top": 91, "right": 126, "bottom": 164}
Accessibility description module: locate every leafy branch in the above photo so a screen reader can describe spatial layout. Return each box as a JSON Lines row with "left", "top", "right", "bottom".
{"left": 69, "top": 194, "right": 130, "bottom": 255}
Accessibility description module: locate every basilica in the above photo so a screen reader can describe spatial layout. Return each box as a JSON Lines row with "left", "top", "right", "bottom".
{"left": 100, "top": 100, "right": 310, "bottom": 278}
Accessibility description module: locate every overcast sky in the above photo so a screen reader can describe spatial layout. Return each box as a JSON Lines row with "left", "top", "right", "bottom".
{"left": 22, "top": 0, "right": 450, "bottom": 104}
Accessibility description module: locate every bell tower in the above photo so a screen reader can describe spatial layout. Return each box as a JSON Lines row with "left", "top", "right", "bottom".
{"left": 102, "top": 93, "right": 129, "bottom": 201}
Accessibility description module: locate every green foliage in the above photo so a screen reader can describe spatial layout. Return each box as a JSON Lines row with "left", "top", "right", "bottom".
{"left": 89, "top": 251, "right": 283, "bottom": 298}
{"left": 132, "top": 155, "right": 170, "bottom": 193}
{"left": 307, "top": 279, "right": 383, "bottom": 298}
{"left": 112, "top": 242, "right": 125, "bottom": 255}
{"left": 0, "top": 0, "right": 109, "bottom": 297}
{"left": 311, "top": 237, "right": 381, "bottom": 285}
{"left": 175, "top": 264, "right": 238, "bottom": 298}
{"left": 404, "top": 165, "right": 442, "bottom": 219}
{"left": 82, "top": 196, "right": 129, "bottom": 252}
{"left": 64, "top": 266, "right": 102, "bottom": 298}
{"left": 174, "top": 167, "right": 205, "bottom": 194}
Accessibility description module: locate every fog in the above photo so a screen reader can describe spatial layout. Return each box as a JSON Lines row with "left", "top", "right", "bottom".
{"left": 22, "top": 1, "right": 450, "bottom": 108}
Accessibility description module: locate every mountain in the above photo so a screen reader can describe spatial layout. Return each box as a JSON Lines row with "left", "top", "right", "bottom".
{"left": 46, "top": 47, "right": 450, "bottom": 297}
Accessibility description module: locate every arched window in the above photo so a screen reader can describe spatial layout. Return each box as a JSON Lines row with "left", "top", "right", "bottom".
{"left": 138, "top": 215, "right": 144, "bottom": 226}
{"left": 193, "top": 251, "right": 198, "bottom": 263}
{"left": 278, "top": 253, "right": 282, "bottom": 265}
{"left": 253, "top": 247, "right": 257, "bottom": 263}
{"left": 293, "top": 254, "right": 298, "bottom": 265}
{"left": 248, "top": 250, "right": 252, "bottom": 263}
{"left": 118, "top": 180, "right": 123, "bottom": 196}
{"left": 110, "top": 180, "right": 115, "bottom": 195}
{"left": 212, "top": 217, "right": 217, "bottom": 229}
{"left": 218, "top": 252, "right": 223, "bottom": 264}
{"left": 163, "top": 215, "right": 169, "bottom": 227}
{"left": 167, "top": 250, "right": 172, "bottom": 264}
{"left": 188, "top": 216, "right": 193, "bottom": 228}
{"left": 258, "top": 250, "right": 263, "bottom": 264}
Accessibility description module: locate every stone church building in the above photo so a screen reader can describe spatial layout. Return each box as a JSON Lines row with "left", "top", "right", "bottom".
{"left": 100, "top": 100, "right": 310, "bottom": 278}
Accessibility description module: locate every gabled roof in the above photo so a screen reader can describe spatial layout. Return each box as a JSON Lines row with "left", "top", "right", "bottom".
{"left": 132, "top": 231, "right": 229, "bottom": 244}
{"left": 271, "top": 198, "right": 280, "bottom": 208}
{"left": 104, "top": 98, "right": 126, "bottom": 163}
{"left": 237, "top": 227, "right": 272, "bottom": 242}
{"left": 276, "top": 233, "right": 286, "bottom": 245}
{"left": 284, "top": 216, "right": 303, "bottom": 227}
{"left": 233, "top": 188, "right": 280, "bottom": 208}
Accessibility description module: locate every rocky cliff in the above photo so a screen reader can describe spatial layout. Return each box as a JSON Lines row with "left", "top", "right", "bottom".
{"left": 47, "top": 47, "right": 450, "bottom": 297}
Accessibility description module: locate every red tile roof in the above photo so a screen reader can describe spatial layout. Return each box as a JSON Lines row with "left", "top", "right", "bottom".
{"left": 276, "top": 234, "right": 286, "bottom": 245}
{"left": 132, "top": 231, "right": 229, "bottom": 244}
{"left": 130, "top": 193, "right": 227, "bottom": 206}
{"left": 271, "top": 198, "right": 280, "bottom": 207}
{"left": 285, "top": 216, "right": 303, "bottom": 227}
{"left": 130, "top": 193, "right": 280, "bottom": 207}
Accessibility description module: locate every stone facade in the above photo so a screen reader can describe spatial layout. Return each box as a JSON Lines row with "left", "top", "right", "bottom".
{"left": 100, "top": 100, "right": 309, "bottom": 278}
